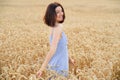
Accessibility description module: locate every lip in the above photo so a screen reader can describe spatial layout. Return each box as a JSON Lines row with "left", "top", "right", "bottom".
{"left": 59, "top": 16, "right": 63, "bottom": 18}
{"left": 60, "top": 17, "right": 63, "bottom": 20}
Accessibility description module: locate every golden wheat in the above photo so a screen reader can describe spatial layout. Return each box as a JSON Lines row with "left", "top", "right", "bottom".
{"left": 0, "top": 0, "right": 120, "bottom": 80}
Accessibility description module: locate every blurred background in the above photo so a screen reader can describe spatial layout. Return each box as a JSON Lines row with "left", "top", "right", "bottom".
{"left": 0, "top": 0, "right": 120, "bottom": 80}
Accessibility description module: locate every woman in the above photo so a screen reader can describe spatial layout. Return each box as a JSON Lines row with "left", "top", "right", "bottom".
{"left": 37, "top": 2, "right": 75, "bottom": 78}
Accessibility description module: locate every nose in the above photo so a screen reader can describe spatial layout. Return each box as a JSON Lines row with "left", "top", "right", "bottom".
{"left": 60, "top": 12, "right": 63, "bottom": 16}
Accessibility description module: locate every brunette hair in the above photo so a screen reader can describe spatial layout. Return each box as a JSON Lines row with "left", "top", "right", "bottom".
{"left": 44, "top": 2, "right": 65, "bottom": 27}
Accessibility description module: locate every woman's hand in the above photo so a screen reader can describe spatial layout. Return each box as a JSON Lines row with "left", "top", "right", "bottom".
{"left": 69, "top": 57, "right": 76, "bottom": 66}
{"left": 37, "top": 69, "right": 43, "bottom": 78}
{"left": 69, "top": 57, "right": 77, "bottom": 75}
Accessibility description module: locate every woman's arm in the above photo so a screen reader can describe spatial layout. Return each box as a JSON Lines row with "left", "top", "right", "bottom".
{"left": 37, "top": 26, "right": 62, "bottom": 77}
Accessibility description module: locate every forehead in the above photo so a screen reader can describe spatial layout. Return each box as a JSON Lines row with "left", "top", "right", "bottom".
{"left": 55, "top": 6, "right": 62, "bottom": 11}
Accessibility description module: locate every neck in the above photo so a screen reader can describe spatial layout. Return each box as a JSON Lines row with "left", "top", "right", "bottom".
{"left": 55, "top": 23, "right": 62, "bottom": 27}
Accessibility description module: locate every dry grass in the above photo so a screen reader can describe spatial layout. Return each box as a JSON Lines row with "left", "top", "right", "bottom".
{"left": 0, "top": 0, "right": 120, "bottom": 80}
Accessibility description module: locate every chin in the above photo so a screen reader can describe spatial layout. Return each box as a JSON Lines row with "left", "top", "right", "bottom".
{"left": 59, "top": 19, "right": 63, "bottom": 21}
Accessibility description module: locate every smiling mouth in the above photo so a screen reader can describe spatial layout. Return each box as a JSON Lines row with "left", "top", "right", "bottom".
{"left": 59, "top": 16, "right": 63, "bottom": 18}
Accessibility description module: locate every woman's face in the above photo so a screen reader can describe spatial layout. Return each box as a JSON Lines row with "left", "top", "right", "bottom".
{"left": 55, "top": 6, "right": 64, "bottom": 23}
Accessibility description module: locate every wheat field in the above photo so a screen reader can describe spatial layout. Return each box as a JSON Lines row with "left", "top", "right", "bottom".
{"left": 0, "top": 0, "right": 120, "bottom": 80}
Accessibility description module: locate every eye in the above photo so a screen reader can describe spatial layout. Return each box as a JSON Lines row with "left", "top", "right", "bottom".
{"left": 56, "top": 11, "right": 59, "bottom": 14}
{"left": 56, "top": 10, "right": 63, "bottom": 14}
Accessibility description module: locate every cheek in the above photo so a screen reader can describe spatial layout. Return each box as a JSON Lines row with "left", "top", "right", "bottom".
{"left": 57, "top": 13, "right": 63, "bottom": 18}
{"left": 56, "top": 13, "right": 60, "bottom": 17}
{"left": 56, "top": 14, "right": 60, "bottom": 20}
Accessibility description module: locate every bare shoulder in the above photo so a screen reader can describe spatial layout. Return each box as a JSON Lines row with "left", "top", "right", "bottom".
{"left": 49, "top": 24, "right": 63, "bottom": 36}
{"left": 53, "top": 24, "right": 63, "bottom": 34}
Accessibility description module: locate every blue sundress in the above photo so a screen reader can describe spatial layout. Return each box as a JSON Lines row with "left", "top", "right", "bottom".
{"left": 48, "top": 31, "right": 69, "bottom": 77}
